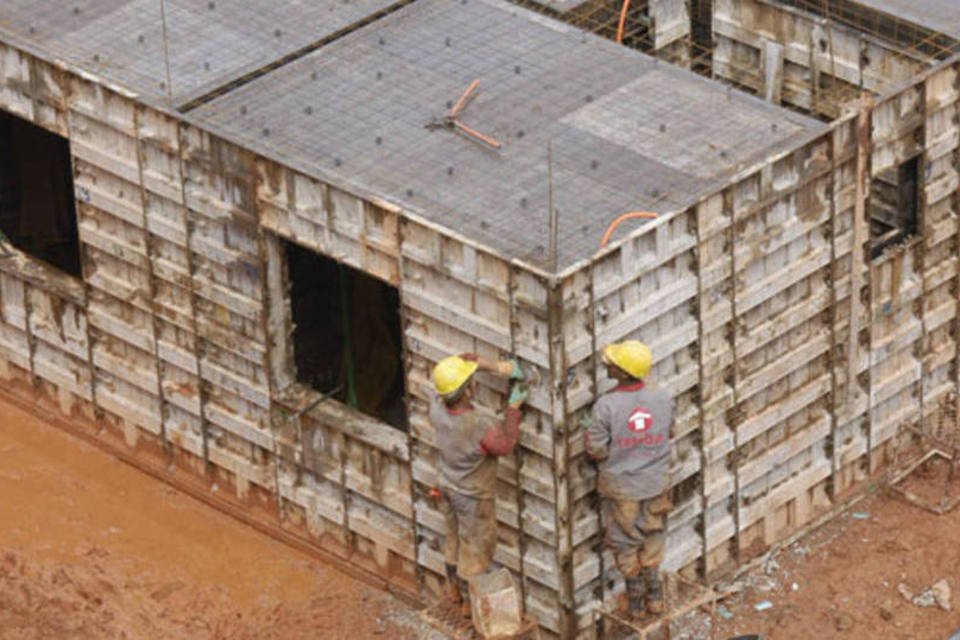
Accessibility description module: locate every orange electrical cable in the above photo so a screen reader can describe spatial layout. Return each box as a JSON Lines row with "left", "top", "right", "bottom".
{"left": 599, "top": 211, "right": 659, "bottom": 249}
{"left": 453, "top": 120, "right": 502, "bottom": 149}
{"left": 616, "top": 0, "right": 631, "bottom": 44}
{"left": 448, "top": 79, "right": 480, "bottom": 119}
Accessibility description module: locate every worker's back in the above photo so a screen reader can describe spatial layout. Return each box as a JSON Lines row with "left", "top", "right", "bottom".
{"left": 430, "top": 396, "right": 498, "bottom": 499}
{"left": 592, "top": 382, "right": 673, "bottom": 500}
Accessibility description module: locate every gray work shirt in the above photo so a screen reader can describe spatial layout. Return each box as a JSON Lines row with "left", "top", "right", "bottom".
{"left": 586, "top": 382, "right": 673, "bottom": 500}
{"left": 430, "top": 395, "right": 498, "bottom": 499}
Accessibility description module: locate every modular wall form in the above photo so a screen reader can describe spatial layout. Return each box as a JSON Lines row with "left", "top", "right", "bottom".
{"left": 711, "top": 0, "right": 934, "bottom": 119}
{"left": 517, "top": 0, "right": 693, "bottom": 66}
{"left": 2, "top": 28, "right": 960, "bottom": 640}
{"left": 0, "top": 35, "right": 569, "bottom": 635}
{"left": 561, "top": 51, "right": 960, "bottom": 628}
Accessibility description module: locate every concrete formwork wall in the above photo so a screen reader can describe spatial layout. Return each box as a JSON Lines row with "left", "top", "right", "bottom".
{"left": 712, "top": 0, "right": 930, "bottom": 118}
{"left": 256, "top": 162, "right": 566, "bottom": 629}
{"left": 561, "top": 54, "right": 960, "bottom": 636}
{"left": 0, "top": 37, "right": 572, "bottom": 636}
{"left": 652, "top": 0, "right": 694, "bottom": 66}
{"left": 868, "top": 62, "right": 960, "bottom": 463}
{"left": 559, "top": 124, "right": 854, "bottom": 625}
{"left": 559, "top": 206, "right": 703, "bottom": 630}
{"left": 2, "top": 29, "right": 960, "bottom": 640}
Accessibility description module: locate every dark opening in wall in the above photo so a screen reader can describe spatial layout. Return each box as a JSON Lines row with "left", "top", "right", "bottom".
{"left": 690, "top": 0, "right": 714, "bottom": 74}
{"left": 777, "top": 0, "right": 960, "bottom": 61}
{"left": 0, "top": 109, "right": 81, "bottom": 277}
{"left": 870, "top": 156, "right": 919, "bottom": 259}
{"left": 285, "top": 240, "right": 407, "bottom": 430}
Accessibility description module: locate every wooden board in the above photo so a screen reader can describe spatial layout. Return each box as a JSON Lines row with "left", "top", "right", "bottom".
{"left": 713, "top": 0, "right": 930, "bottom": 119}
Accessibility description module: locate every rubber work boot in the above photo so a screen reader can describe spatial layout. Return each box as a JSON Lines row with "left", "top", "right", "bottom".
{"left": 643, "top": 567, "right": 665, "bottom": 615}
{"left": 625, "top": 575, "right": 646, "bottom": 617}
{"left": 444, "top": 564, "right": 462, "bottom": 606}
{"left": 459, "top": 577, "right": 472, "bottom": 619}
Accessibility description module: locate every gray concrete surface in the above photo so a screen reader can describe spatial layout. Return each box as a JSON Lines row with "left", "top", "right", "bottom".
{"left": 853, "top": 0, "right": 960, "bottom": 42}
{"left": 191, "top": 0, "right": 823, "bottom": 269}
{"left": 0, "top": 0, "right": 399, "bottom": 107}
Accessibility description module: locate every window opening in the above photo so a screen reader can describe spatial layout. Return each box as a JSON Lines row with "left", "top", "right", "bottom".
{"left": 285, "top": 239, "right": 407, "bottom": 430}
{"left": 0, "top": 109, "right": 81, "bottom": 277}
{"left": 870, "top": 156, "right": 919, "bottom": 259}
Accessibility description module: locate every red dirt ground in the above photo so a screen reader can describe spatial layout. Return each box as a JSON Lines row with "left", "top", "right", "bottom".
{"left": 715, "top": 457, "right": 960, "bottom": 640}
{"left": 0, "top": 395, "right": 422, "bottom": 640}
{"left": 4, "top": 387, "right": 960, "bottom": 640}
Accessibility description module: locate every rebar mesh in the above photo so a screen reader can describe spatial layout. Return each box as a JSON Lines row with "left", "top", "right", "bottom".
{"left": 508, "top": 0, "right": 959, "bottom": 122}
{"left": 512, "top": 0, "right": 960, "bottom": 61}
{"left": 780, "top": 0, "right": 960, "bottom": 60}
{"left": 6, "top": 0, "right": 954, "bottom": 122}
{"left": 190, "top": 0, "right": 823, "bottom": 269}
{"left": 509, "top": 0, "right": 655, "bottom": 52}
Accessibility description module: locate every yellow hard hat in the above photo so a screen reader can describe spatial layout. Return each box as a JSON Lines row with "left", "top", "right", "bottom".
{"left": 602, "top": 340, "right": 653, "bottom": 379}
{"left": 433, "top": 355, "right": 479, "bottom": 397}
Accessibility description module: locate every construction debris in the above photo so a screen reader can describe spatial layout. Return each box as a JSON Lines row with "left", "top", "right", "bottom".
{"left": 879, "top": 601, "right": 895, "bottom": 621}
{"left": 595, "top": 572, "right": 719, "bottom": 639}
{"left": 894, "top": 579, "right": 951, "bottom": 611}
{"left": 468, "top": 569, "right": 525, "bottom": 638}
{"left": 833, "top": 612, "right": 854, "bottom": 631}
{"left": 932, "top": 581, "right": 952, "bottom": 611}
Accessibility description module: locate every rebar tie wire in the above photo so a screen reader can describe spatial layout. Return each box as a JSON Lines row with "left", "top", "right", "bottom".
{"left": 425, "top": 79, "right": 503, "bottom": 150}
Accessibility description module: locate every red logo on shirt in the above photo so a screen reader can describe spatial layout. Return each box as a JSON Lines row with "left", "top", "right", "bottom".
{"left": 627, "top": 408, "right": 653, "bottom": 432}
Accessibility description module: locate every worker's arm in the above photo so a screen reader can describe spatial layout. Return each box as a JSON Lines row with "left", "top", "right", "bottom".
{"left": 480, "top": 408, "right": 522, "bottom": 456}
{"left": 459, "top": 353, "right": 521, "bottom": 378}
{"left": 479, "top": 382, "right": 527, "bottom": 456}
{"left": 584, "top": 402, "right": 611, "bottom": 461}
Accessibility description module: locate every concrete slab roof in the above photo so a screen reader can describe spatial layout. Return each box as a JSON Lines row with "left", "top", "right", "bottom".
{"left": 0, "top": 0, "right": 400, "bottom": 108}
{"left": 191, "top": 0, "right": 823, "bottom": 271}
{"left": 851, "top": 0, "right": 960, "bottom": 42}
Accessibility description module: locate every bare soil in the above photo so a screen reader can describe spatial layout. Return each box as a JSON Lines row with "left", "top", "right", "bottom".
{"left": 715, "top": 457, "right": 960, "bottom": 640}
{"left": 0, "top": 395, "right": 424, "bottom": 640}
{"left": 4, "top": 388, "right": 960, "bottom": 640}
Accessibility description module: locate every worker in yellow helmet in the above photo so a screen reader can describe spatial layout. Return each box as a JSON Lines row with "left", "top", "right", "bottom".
{"left": 430, "top": 352, "right": 527, "bottom": 618}
{"left": 585, "top": 340, "right": 674, "bottom": 619}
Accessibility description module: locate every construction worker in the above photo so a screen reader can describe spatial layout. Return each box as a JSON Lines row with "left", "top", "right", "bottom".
{"left": 430, "top": 353, "right": 527, "bottom": 617}
{"left": 585, "top": 340, "right": 673, "bottom": 618}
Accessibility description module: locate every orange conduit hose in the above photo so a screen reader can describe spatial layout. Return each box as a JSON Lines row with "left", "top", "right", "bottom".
{"left": 616, "top": 0, "right": 631, "bottom": 44}
{"left": 599, "top": 211, "right": 660, "bottom": 249}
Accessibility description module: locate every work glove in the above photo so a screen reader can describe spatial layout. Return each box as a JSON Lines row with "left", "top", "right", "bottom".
{"left": 495, "top": 358, "right": 525, "bottom": 380}
{"left": 508, "top": 381, "right": 528, "bottom": 409}
{"left": 649, "top": 491, "right": 674, "bottom": 516}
